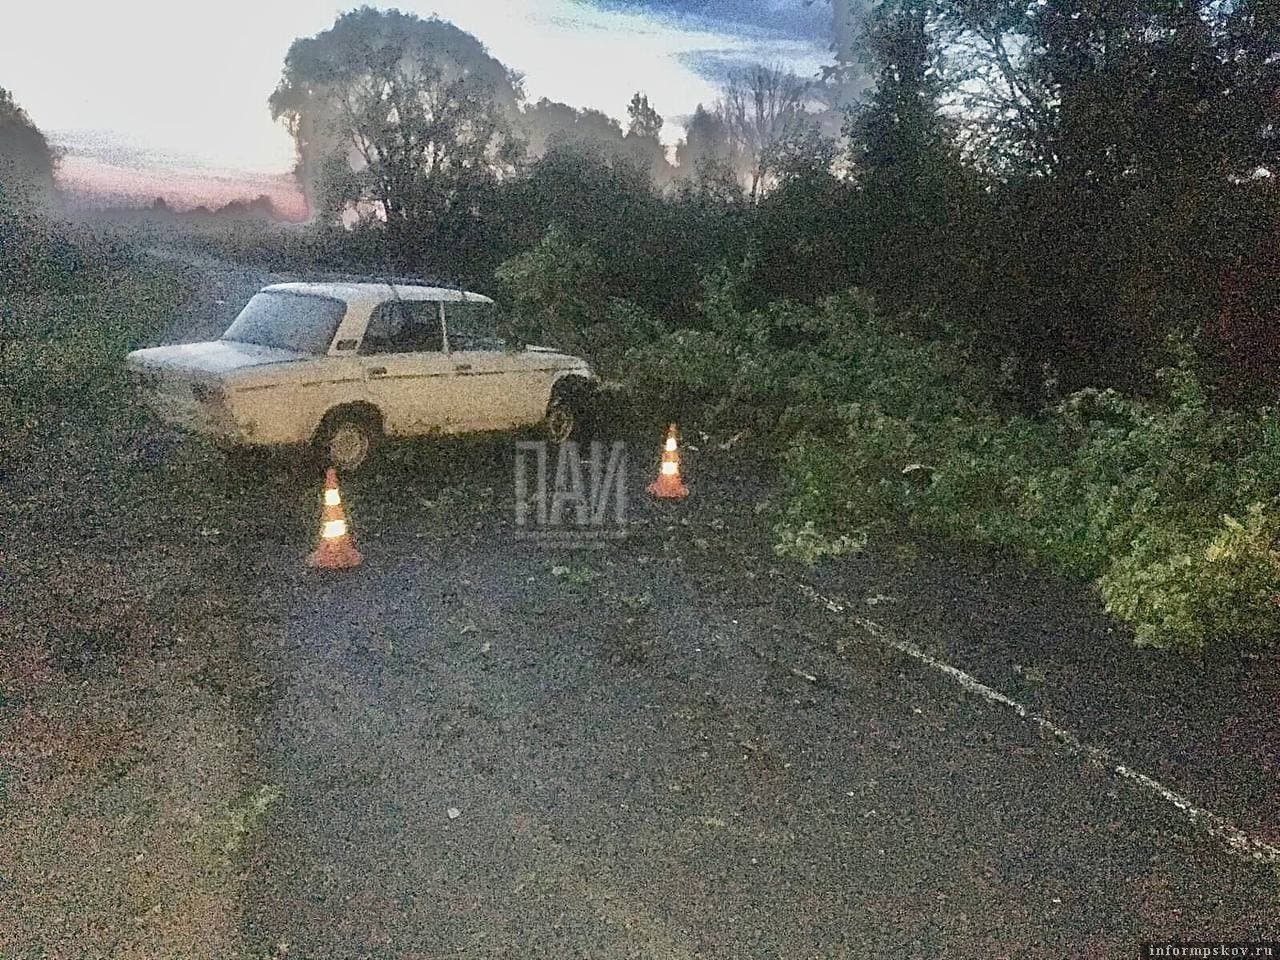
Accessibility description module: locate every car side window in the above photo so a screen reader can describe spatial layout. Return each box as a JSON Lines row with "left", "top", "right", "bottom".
{"left": 360, "top": 301, "right": 443, "bottom": 354}
{"left": 445, "top": 300, "right": 504, "bottom": 351}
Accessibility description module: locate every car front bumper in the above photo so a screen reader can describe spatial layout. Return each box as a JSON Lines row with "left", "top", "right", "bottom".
{"left": 129, "top": 366, "right": 255, "bottom": 445}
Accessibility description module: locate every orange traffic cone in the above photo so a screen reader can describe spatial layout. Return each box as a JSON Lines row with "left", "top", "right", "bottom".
{"left": 647, "top": 423, "right": 689, "bottom": 499}
{"left": 308, "top": 467, "right": 363, "bottom": 569}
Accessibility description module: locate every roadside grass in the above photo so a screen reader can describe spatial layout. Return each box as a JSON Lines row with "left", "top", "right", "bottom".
{"left": 0, "top": 235, "right": 288, "bottom": 958}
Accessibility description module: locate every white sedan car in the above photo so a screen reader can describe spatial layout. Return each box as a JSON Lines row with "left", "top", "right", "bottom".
{"left": 125, "top": 281, "right": 597, "bottom": 470}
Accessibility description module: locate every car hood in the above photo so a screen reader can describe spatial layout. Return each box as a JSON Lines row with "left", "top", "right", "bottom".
{"left": 126, "top": 340, "right": 308, "bottom": 376}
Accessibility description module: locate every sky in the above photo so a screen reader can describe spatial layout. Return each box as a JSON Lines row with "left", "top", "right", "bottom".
{"left": 0, "top": 0, "right": 834, "bottom": 215}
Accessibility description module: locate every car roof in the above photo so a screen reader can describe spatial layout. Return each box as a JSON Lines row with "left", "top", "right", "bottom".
{"left": 261, "top": 282, "right": 494, "bottom": 306}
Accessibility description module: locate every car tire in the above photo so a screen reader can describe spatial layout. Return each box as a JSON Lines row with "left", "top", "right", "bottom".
{"left": 314, "top": 411, "right": 380, "bottom": 473}
{"left": 546, "top": 380, "right": 595, "bottom": 444}
{"left": 546, "top": 400, "right": 578, "bottom": 444}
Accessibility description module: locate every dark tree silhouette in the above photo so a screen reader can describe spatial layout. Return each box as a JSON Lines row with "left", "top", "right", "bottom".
{"left": 675, "top": 105, "right": 736, "bottom": 177}
{"left": 519, "top": 98, "right": 626, "bottom": 158}
{"left": 269, "top": 7, "right": 522, "bottom": 257}
{"left": 621, "top": 92, "right": 674, "bottom": 186}
{"left": 0, "top": 87, "right": 57, "bottom": 211}
{"left": 715, "top": 65, "right": 812, "bottom": 200}
{"left": 626, "top": 93, "right": 663, "bottom": 140}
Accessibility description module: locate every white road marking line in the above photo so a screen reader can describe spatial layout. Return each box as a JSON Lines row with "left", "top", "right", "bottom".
{"left": 785, "top": 576, "right": 1280, "bottom": 867}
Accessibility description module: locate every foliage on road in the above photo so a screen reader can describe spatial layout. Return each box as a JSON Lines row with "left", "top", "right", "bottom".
{"left": 617, "top": 276, "right": 1280, "bottom": 650}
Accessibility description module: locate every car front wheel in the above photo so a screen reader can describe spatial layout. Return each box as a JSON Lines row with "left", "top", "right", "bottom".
{"left": 546, "top": 401, "right": 577, "bottom": 444}
{"left": 546, "top": 378, "right": 596, "bottom": 445}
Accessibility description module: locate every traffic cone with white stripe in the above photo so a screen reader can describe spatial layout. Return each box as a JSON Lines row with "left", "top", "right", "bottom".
{"left": 647, "top": 423, "right": 689, "bottom": 500}
{"left": 308, "top": 467, "right": 363, "bottom": 569}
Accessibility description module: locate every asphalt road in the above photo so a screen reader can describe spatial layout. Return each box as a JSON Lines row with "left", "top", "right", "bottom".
{"left": 164, "top": 252, "right": 1279, "bottom": 958}
{"left": 229, "top": 470, "right": 1275, "bottom": 959}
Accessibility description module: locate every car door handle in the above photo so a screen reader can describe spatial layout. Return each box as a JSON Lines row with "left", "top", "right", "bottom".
{"left": 368, "top": 366, "right": 388, "bottom": 377}
{"left": 454, "top": 363, "right": 472, "bottom": 371}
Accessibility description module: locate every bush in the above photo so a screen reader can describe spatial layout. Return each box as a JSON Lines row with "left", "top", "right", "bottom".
{"left": 495, "top": 222, "right": 607, "bottom": 356}
{"left": 1099, "top": 506, "right": 1280, "bottom": 649}
{"left": 0, "top": 216, "right": 189, "bottom": 441}
{"left": 774, "top": 313, "right": 1280, "bottom": 651}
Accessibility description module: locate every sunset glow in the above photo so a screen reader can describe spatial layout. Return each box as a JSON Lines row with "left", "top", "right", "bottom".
{"left": 1, "top": 0, "right": 829, "bottom": 220}
{"left": 58, "top": 154, "right": 308, "bottom": 220}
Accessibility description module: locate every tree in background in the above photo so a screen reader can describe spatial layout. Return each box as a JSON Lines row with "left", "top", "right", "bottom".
{"left": 269, "top": 8, "right": 522, "bottom": 266}
{"left": 809, "top": 0, "right": 876, "bottom": 147}
{"left": 923, "top": 0, "right": 1052, "bottom": 175}
{"left": 622, "top": 92, "right": 674, "bottom": 186}
{"left": 845, "top": 0, "right": 984, "bottom": 335}
{"left": 992, "top": 0, "right": 1279, "bottom": 388}
{"left": 859, "top": 0, "right": 1280, "bottom": 392}
{"left": 0, "top": 87, "right": 57, "bottom": 213}
{"left": 0, "top": 87, "right": 72, "bottom": 392}
{"left": 519, "top": 98, "right": 627, "bottom": 158}
{"left": 518, "top": 92, "right": 672, "bottom": 184}
{"left": 920, "top": 0, "right": 1278, "bottom": 193}
{"left": 716, "top": 65, "right": 813, "bottom": 200}
{"left": 674, "top": 105, "right": 739, "bottom": 183}
{"left": 1208, "top": 0, "right": 1280, "bottom": 392}
{"left": 626, "top": 93, "right": 664, "bottom": 140}
{"left": 492, "top": 141, "right": 693, "bottom": 313}
{"left": 746, "top": 137, "right": 858, "bottom": 308}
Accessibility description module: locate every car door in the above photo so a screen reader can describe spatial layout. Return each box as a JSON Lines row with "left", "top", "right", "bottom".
{"left": 443, "top": 298, "right": 538, "bottom": 429}
{"left": 357, "top": 300, "right": 455, "bottom": 436}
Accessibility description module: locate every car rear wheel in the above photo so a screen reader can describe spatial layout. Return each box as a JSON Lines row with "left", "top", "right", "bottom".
{"left": 315, "top": 414, "right": 379, "bottom": 473}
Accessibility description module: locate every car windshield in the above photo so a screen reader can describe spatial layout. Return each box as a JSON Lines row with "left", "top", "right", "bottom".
{"left": 221, "top": 292, "right": 346, "bottom": 355}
